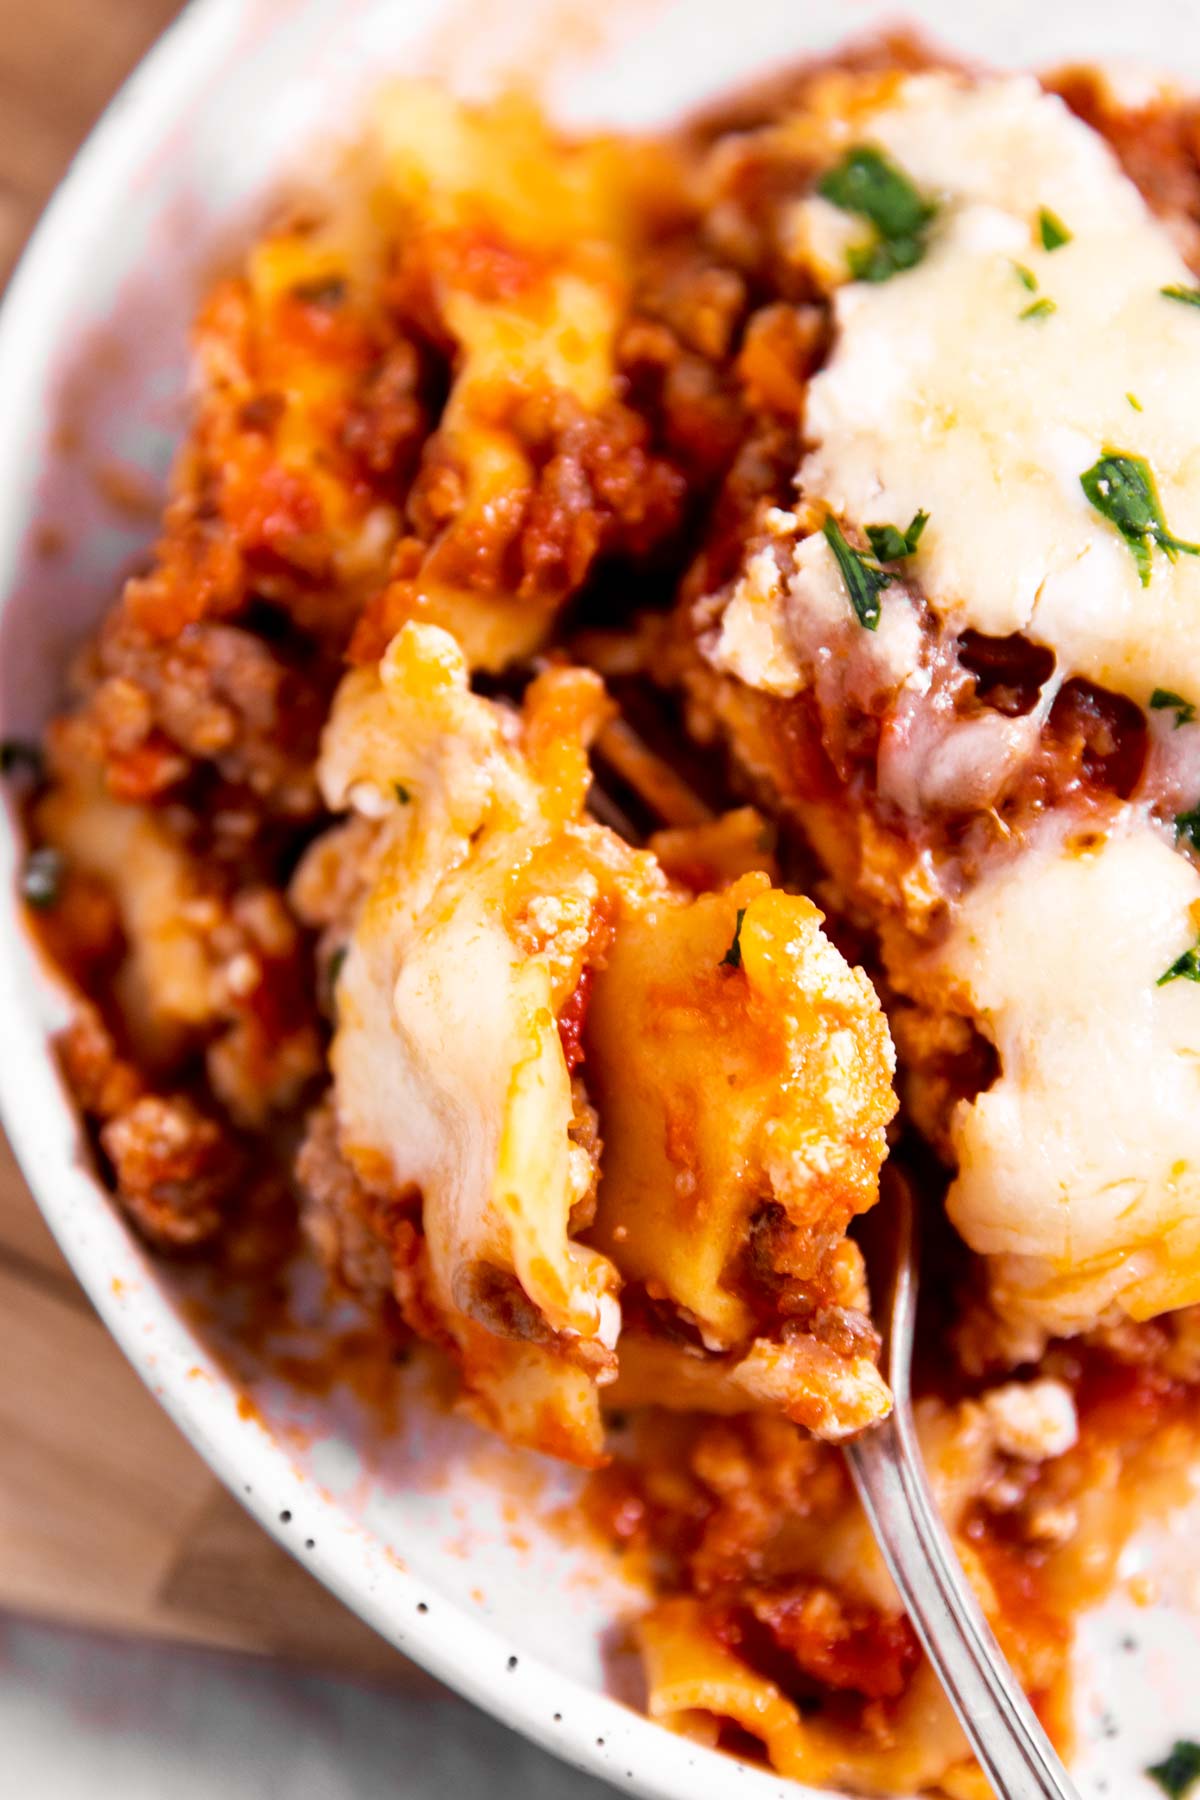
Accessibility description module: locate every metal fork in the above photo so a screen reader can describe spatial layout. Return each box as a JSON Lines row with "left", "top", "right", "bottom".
{"left": 844, "top": 1180, "right": 1082, "bottom": 1800}
{"left": 588, "top": 716, "right": 1082, "bottom": 1799}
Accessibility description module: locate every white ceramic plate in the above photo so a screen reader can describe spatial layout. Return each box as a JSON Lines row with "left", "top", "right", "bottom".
{"left": 3, "top": 4, "right": 1200, "bottom": 1796}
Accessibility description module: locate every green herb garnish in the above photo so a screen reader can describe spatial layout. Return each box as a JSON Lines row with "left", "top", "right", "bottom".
{"left": 1038, "top": 207, "right": 1071, "bottom": 250}
{"left": 1127, "top": 391, "right": 1144, "bottom": 412}
{"left": 1151, "top": 688, "right": 1197, "bottom": 729}
{"left": 1080, "top": 451, "right": 1200, "bottom": 586}
{"left": 394, "top": 782, "right": 411, "bottom": 804}
{"left": 818, "top": 146, "right": 935, "bottom": 284}
{"left": 1175, "top": 802, "right": 1200, "bottom": 850}
{"left": 1148, "top": 1740, "right": 1200, "bottom": 1799}
{"left": 291, "top": 275, "right": 348, "bottom": 307}
{"left": 1012, "top": 264, "right": 1056, "bottom": 318}
{"left": 844, "top": 238, "right": 921, "bottom": 283}
{"left": 0, "top": 738, "right": 43, "bottom": 778}
{"left": 866, "top": 510, "right": 929, "bottom": 562}
{"left": 21, "top": 846, "right": 63, "bottom": 911}
{"left": 1158, "top": 938, "right": 1200, "bottom": 987}
{"left": 325, "top": 943, "right": 348, "bottom": 1014}
{"left": 721, "top": 907, "right": 747, "bottom": 970}
{"left": 822, "top": 516, "right": 891, "bottom": 630}
{"left": 1162, "top": 285, "right": 1200, "bottom": 309}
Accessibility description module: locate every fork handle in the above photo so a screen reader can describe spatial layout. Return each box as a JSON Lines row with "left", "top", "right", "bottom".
{"left": 846, "top": 1418, "right": 1083, "bottom": 1800}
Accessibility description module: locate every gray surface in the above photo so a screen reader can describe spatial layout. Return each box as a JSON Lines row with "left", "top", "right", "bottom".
{"left": 2, "top": 1613, "right": 618, "bottom": 1799}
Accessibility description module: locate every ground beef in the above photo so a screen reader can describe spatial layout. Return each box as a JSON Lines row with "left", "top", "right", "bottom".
{"left": 99, "top": 1093, "right": 242, "bottom": 1250}
{"left": 294, "top": 1098, "right": 394, "bottom": 1303}
{"left": 340, "top": 339, "right": 432, "bottom": 486}
{"left": 747, "top": 1583, "right": 921, "bottom": 1701}
{"left": 56, "top": 1001, "right": 143, "bottom": 1121}
{"left": 73, "top": 617, "right": 331, "bottom": 814}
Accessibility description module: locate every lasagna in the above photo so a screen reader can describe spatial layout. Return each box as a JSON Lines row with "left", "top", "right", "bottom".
{"left": 17, "top": 36, "right": 1200, "bottom": 1795}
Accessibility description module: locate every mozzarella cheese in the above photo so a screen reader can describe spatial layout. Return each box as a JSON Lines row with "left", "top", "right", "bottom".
{"left": 920, "top": 818, "right": 1200, "bottom": 1332}
{"left": 707, "top": 74, "right": 1200, "bottom": 1336}
{"left": 314, "top": 621, "right": 897, "bottom": 1453}
{"left": 799, "top": 73, "right": 1200, "bottom": 708}
{"left": 320, "top": 623, "right": 624, "bottom": 1463}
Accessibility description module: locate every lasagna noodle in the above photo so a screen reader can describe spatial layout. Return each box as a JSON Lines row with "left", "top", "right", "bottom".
{"left": 639, "top": 1602, "right": 969, "bottom": 1797}
{"left": 307, "top": 619, "right": 896, "bottom": 1460}
{"left": 632, "top": 1379, "right": 1084, "bottom": 1795}
{"left": 312, "top": 622, "right": 626, "bottom": 1462}
{"left": 350, "top": 85, "right": 686, "bottom": 671}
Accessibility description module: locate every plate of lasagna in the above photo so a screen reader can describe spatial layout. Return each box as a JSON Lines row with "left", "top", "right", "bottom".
{"left": 3, "top": 0, "right": 1200, "bottom": 1794}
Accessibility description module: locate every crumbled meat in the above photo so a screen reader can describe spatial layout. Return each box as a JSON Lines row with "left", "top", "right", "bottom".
{"left": 453, "top": 1261, "right": 558, "bottom": 1346}
{"left": 99, "top": 1093, "right": 241, "bottom": 1249}
{"left": 428, "top": 393, "right": 688, "bottom": 592}
{"left": 295, "top": 1098, "right": 394, "bottom": 1301}
{"left": 76, "top": 618, "right": 330, "bottom": 815}
{"left": 57, "top": 1002, "right": 143, "bottom": 1120}
{"left": 748, "top": 1583, "right": 921, "bottom": 1701}
{"left": 341, "top": 341, "right": 431, "bottom": 484}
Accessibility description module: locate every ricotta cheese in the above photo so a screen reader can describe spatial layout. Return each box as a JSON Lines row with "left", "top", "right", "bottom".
{"left": 979, "top": 1378, "right": 1079, "bottom": 1462}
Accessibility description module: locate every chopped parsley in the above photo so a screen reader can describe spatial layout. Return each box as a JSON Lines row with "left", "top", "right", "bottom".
{"left": 394, "top": 782, "right": 411, "bottom": 804}
{"left": 21, "top": 845, "right": 63, "bottom": 911}
{"left": 846, "top": 238, "right": 924, "bottom": 283}
{"left": 720, "top": 907, "right": 747, "bottom": 970}
{"left": 1151, "top": 688, "right": 1197, "bottom": 729}
{"left": 1127, "top": 391, "right": 1144, "bottom": 412}
{"left": 1161, "top": 285, "right": 1200, "bottom": 309}
{"left": 0, "top": 737, "right": 43, "bottom": 778}
{"left": 1148, "top": 1740, "right": 1200, "bottom": 1799}
{"left": 1011, "top": 263, "right": 1056, "bottom": 319}
{"left": 866, "top": 510, "right": 929, "bottom": 562}
{"left": 325, "top": 944, "right": 348, "bottom": 1013}
{"left": 1037, "top": 207, "right": 1072, "bottom": 250}
{"left": 1175, "top": 801, "right": 1200, "bottom": 850}
{"left": 1158, "top": 937, "right": 1200, "bottom": 987}
{"left": 291, "top": 275, "right": 348, "bottom": 307}
{"left": 817, "top": 145, "right": 935, "bottom": 283}
{"left": 1080, "top": 451, "right": 1200, "bottom": 586}
{"left": 822, "top": 515, "right": 891, "bottom": 630}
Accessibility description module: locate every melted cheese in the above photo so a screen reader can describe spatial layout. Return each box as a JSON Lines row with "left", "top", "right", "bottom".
{"left": 711, "top": 546, "right": 803, "bottom": 698}
{"left": 320, "top": 623, "right": 624, "bottom": 1463}
{"left": 314, "top": 621, "right": 897, "bottom": 1453}
{"left": 921, "top": 819, "right": 1200, "bottom": 1331}
{"left": 799, "top": 73, "right": 1200, "bottom": 707}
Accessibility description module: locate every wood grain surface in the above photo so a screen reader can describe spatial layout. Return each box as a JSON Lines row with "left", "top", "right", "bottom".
{"left": 0, "top": 0, "right": 418, "bottom": 1683}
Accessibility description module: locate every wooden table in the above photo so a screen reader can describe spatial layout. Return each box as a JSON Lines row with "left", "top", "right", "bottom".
{"left": 0, "top": 0, "right": 414, "bottom": 1682}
